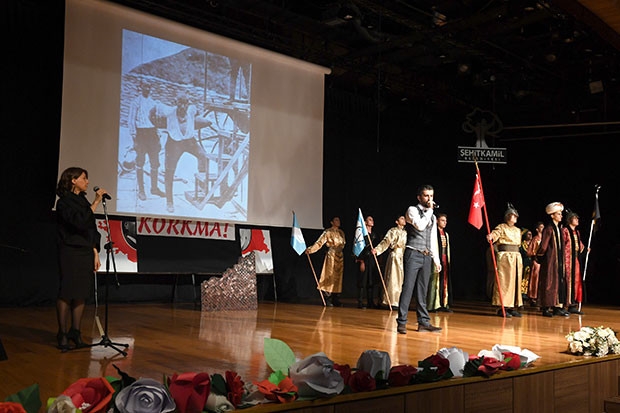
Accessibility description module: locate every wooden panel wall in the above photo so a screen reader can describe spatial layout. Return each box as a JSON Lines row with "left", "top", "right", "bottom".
{"left": 254, "top": 358, "right": 619, "bottom": 413}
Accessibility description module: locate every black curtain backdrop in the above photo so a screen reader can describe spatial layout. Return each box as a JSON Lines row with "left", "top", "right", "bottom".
{"left": 2, "top": 0, "right": 618, "bottom": 306}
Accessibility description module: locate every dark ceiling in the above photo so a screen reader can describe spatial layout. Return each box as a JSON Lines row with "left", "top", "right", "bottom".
{"left": 110, "top": 0, "right": 620, "bottom": 128}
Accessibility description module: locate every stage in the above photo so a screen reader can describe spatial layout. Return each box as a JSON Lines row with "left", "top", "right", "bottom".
{"left": 1, "top": 300, "right": 619, "bottom": 412}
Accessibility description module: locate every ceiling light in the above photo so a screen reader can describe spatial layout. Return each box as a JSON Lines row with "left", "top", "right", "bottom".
{"left": 458, "top": 63, "right": 470, "bottom": 73}
{"left": 432, "top": 11, "right": 447, "bottom": 27}
{"left": 589, "top": 80, "right": 604, "bottom": 94}
{"left": 338, "top": 5, "right": 356, "bottom": 21}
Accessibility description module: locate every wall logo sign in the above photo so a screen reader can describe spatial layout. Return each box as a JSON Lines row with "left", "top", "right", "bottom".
{"left": 458, "top": 108, "right": 507, "bottom": 164}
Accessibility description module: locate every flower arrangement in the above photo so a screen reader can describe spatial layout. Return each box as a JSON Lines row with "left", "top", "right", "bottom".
{"left": 462, "top": 344, "right": 540, "bottom": 378}
{"left": 566, "top": 326, "right": 620, "bottom": 357}
{"left": 1, "top": 340, "right": 539, "bottom": 413}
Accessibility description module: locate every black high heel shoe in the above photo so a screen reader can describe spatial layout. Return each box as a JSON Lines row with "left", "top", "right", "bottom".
{"left": 67, "top": 328, "right": 86, "bottom": 348}
{"left": 57, "top": 331, "right": 69, "bottom": 352}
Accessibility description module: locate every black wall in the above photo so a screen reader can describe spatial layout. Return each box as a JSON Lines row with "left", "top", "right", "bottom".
{"left": 2, "top": 0, "right": 618, "bottom": 307}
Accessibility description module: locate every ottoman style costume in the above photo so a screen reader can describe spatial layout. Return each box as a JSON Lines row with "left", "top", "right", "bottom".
{"left": 307, "top": 221, "right": 346, "bottom": 306}
{"left": 428, "top": 222, "right": 452, "bottom": 312}
{"left": 562, "top": 211, "right": 585, "bottom": 313}
{"left": 526, "top": 224, "right": 544, "bottom": 303}
{"left": 487, "top": 204, "right": 523, "bottom": 316}
{"left": 536, "top": 202, "right": 568, "bottom": 317}
{"left": 374, "top": 223, "right": 407, "bottom": 309}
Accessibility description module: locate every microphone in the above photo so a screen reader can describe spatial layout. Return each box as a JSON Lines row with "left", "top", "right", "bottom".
{"left": 431, "top": 201, "right": 440, "bottom": 209}
{"left": 93, "top": 186, "right": 111, "bottom": 200}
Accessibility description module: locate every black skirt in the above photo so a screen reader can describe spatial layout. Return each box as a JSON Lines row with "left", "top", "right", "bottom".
{"left": 58, "top": 245, "right": 94, "bottom": 300}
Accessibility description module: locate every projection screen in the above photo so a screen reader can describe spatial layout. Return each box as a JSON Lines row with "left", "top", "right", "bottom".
{"left": 59, "top": 0, "right": 328, "bottom": 228}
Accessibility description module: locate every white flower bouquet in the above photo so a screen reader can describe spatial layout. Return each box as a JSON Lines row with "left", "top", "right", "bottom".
{"left": 565, "top": 326, "right": 620, "bottom": 357}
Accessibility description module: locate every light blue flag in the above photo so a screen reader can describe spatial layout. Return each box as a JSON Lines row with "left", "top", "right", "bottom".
{"left": 291, "top": 212, "right": 307, "bottom": 255}
{"left": 353, "top": 208, "right": 368, "bottom": 257}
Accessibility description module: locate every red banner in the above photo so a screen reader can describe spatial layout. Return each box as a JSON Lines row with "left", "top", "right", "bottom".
{"left": 137, "top": 216, "right": 235, "bottom": 240}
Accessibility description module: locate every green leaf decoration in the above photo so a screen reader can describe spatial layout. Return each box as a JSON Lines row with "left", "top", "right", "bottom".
{"left": 4, "top": 383, "right": 41, "bottom": 413}
{"left": 268, "top": 370, "right": 287, "bottom": 386}
{"left": 105, "top": 376, "right": 119, "bottom": 384}
{"left": 263, "top": 338, "right": 296, "bottom": 373}
{"left": 211, "top": 373, "right": 227, "bottom": 395}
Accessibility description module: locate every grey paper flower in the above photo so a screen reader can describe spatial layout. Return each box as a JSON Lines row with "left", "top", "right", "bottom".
{"left": 114, "top": 378, "right": 176, "bottom": 413}
{"left": 356, "top": 350, "right": 391, "bottom": 380}
{"left": 289, "top": 352, "right": 344, "bottom": 397}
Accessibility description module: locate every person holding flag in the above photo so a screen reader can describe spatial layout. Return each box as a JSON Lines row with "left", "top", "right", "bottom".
{"left": 306, "top": 216, "right": 346, "bottom": 307}
{"left": 562, "top": 211, "right": 585, "bottom": 314}
{"left": 486, "top": 203, "right": 524, "bottom": 317}
{"left": 396, "top": 185, "right": 442, "bottom": 334}
{"left": 355, "top": 215, "right": 380, "bottom": 309}
{"left": 373, "top": 215, "right": 407, "bottom": 310}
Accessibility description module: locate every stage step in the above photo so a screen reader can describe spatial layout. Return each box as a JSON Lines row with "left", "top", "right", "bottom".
{"left": 605, "top": 396, "right": 620, "bottom": 413}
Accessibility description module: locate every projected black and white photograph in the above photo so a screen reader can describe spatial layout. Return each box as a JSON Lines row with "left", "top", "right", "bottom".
{"left": 117, "top": 30, "right": 251, "bottom": 221}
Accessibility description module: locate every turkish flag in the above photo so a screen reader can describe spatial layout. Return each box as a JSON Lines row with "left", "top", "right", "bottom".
{"left": 468, "top": 174, "right": 485, "bottom": 229}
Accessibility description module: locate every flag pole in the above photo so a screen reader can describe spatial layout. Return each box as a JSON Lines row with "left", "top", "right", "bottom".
{"left": 582, "top": 185, "right": 600, "bottom": 282}
{"left": 305, "top": 254, "right": 326, "bottom": 307}
{"left": 292, "top": 211, "right": 326, "bottom": 307}
{"left": 475, "top": 161, "right": 506, "bottom": 317}
{"left": 580, "top": 185, "right": 600, "bottom": 312}
{"left": 365, "top": 234, "right": 392, "bottom": 309}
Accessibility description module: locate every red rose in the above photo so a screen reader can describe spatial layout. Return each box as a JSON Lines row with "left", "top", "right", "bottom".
{"left": 427, "top": 354, "right": 450, "bottom": 377}
{"left": 348, "top": 370, "right": 376, "bottom": 393}
{"left": 333, "top": 363, "right": 351, "bottom": 385}
{"left": 478, "top": 357, "right": 504, "bottom": 377}
{"left": 273, "top": 377, "right": 298, "bottom": 403}
{"left": 168, "top": 372, "right": 211, "bottom": 413}
{"left": 0, "top": 402, "right": 27, "bottom": 413}
{"left": 388, "top": 365, "right": 417, "bottom": 387}
{"left": 62, "top": 377, "right": 115, "bottom": 413}
{"left": 225, "top": 371, "right": 244, "bottom": 406}
{"left": 254, "top": 377, "right": 298, "bottom": 403}
{"left": 501, "top": 352, "right": 522, "bottom": 371}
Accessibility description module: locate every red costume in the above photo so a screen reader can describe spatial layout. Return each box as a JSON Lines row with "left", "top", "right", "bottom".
{"left": 562, "top": 226, "right": 584, "bottom": 305}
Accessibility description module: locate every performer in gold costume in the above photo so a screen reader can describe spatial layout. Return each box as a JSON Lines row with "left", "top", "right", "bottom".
{"left": 486, "top": 204, "right": 523, "bottom": 317}
{"left": 306, "top": 216, "right": 346, "bottom": 306}
{"left": 373, "top": 215, "right": 407, "bottom": 310}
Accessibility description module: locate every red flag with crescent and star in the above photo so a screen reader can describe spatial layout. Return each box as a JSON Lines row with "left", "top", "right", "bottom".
{"left": 468, "top": 173, "right": 485, "bottom": 229}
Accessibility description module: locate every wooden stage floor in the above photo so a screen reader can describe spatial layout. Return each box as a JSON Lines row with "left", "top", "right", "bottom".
{"left": 2, "top": 300, "right": 620, "bottom": 406}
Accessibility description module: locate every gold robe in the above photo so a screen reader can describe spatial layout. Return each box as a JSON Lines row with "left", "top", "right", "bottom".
{"left": 307, "top": 227, "right": 346, "bottom": 293}
{"left": 374, "top": 226, "right": 407, "bottom": 307}
{"left": 489, "top": 223, "right": 523, "bottom": 308}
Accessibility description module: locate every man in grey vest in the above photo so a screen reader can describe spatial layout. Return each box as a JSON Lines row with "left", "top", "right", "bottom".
{"left": 397, "top": 185, "right": 442, "bottom": 334}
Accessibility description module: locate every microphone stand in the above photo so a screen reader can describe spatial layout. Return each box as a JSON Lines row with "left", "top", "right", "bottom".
{"left": 90, "top": 197, "right": 129, "bottom": 356}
